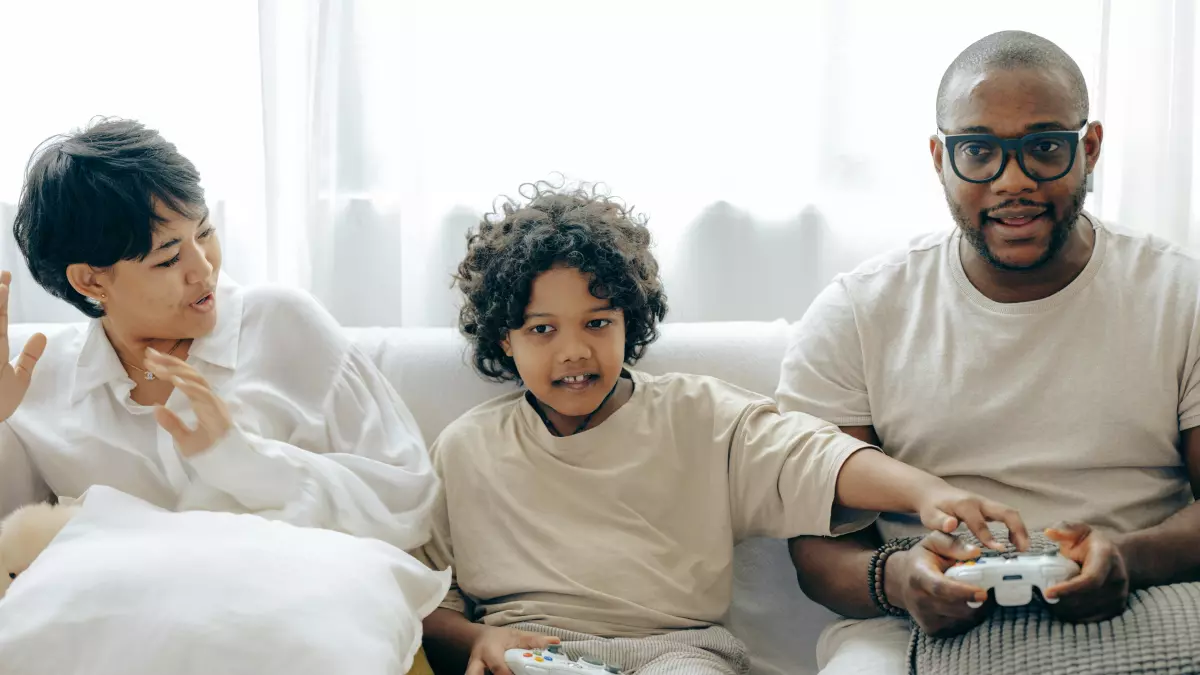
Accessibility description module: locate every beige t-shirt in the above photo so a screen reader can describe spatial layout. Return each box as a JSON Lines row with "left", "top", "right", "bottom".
{"left": 416, "top": 370, "right": 873, "bottom": 638}
{"left": 777, "top": 215, "right": 1200, "bottom": 542}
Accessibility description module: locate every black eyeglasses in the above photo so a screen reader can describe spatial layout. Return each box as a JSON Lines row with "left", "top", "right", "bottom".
{"left": 936, "top": 123, "right": 1090, "bottom": 184}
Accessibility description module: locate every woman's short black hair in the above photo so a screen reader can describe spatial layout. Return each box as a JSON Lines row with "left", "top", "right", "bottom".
{"left": 456, "top": 181, "right": 669, "bottom": 382}
{"left": 13, "top": 117, "right": 206, "bottom": 318}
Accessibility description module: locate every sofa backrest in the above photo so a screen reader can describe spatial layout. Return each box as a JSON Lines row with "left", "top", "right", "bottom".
{"left": 10, "top": 319, "right": 831, "bottom": 675}
{"left": 9, "top": 320, "right": 792, "bottom": 444}
{"left": 352, "top": 320, "right": 835, "bottom": 675}
{"left": 348, "top": 320, "right": 793, "bottom": 443}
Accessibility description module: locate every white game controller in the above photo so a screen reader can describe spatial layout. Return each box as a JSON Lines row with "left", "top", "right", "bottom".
{"left": 505, "top": 646, "right": 623, "bottom": 675}
{"left": 945, "top": 547, "right": 1080, "bottom": 608}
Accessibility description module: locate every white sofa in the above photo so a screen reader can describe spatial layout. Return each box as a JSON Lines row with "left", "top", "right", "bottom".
{"left": 13, "top": 319, "right": 840, "bottom": 675}
{"left": 348, "top": 320, "right": 840, "bottom": 675}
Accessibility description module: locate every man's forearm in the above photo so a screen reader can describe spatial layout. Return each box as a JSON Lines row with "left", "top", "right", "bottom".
{"left": 789, "top": 529, "right": 886, "bottom": 619}
{"left": 1116, "top": 501, "right": 1200, "bottom": 590}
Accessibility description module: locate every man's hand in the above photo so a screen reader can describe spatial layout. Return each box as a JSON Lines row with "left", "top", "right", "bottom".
{"left": 145, "top": 348, "right": 233, "bottom": 457}
{"left": 1044, "top": 522, "right": 1130, "bottom": 623}
{"left": 0, "top": 271, "right": 46, "bottom": 423}
{"left": 916, "top": 483, "right": 1031, "bottom": 552}
{"left": 466, "top": 626, "right": 561, "bottom": 675}
{"left": 886, "top": 531, "right": 991, "bottom": 637}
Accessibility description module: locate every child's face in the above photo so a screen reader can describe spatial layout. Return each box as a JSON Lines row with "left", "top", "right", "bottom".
{"left": 503, "top": 265, "right": 627, "bottom": 419}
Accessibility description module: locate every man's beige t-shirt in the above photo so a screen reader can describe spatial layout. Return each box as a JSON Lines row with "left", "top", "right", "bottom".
{"left": 416, "top": 370, "right": 873, "bottom": 638}
{"left": 777, "top": 215, "right": 1200, "bottom": 542}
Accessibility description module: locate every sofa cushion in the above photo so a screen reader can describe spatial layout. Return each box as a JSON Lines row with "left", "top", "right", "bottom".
{"left": 11, "top": 320, "right": 834, "bottom": 675}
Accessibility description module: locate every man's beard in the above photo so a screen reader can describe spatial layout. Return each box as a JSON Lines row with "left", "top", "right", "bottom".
{"left": 947, "top": 180, "right": 1087, "bottom": 272}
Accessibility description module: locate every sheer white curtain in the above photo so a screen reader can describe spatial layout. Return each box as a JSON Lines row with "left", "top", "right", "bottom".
{"left": 0, "top": 0, "right": 266, "bottom": 323}
{"left": 0, "top": 0, "right": 1194, "bottom": 327}
{"left": 1093, "top": 0, "right": 1200, "bottom": 245}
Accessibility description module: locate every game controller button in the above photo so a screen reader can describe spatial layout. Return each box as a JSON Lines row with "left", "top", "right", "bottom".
{"left": 548, "top": 645, "right": 564, "bottom": 654}
{"left": 524, "top": 653, "right": 534, "bottom": 658}
{"left": 535, "top": 657, "right": 544, "bottom": 662}
{"left": 605, "top": 665, "right": 622, "bottom": 673}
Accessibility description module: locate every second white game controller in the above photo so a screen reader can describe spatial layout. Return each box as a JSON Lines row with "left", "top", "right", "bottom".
{"left": 945, "top": 547, "right": 1080, "bottom": 608}
{"left": 505, "top": 646, "right": 623, "bottom": 675}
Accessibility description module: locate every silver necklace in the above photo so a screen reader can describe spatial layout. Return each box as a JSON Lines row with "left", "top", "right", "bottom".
{"left": 119, "top": 339, "right": 185, "bottom": 381}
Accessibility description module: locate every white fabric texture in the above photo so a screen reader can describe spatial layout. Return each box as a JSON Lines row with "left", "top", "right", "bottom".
{"left": 0, "top": 485, "right": 450, "bottom": 675}
{"left": 6, "top": 318, "right": 833, "bottom": 675}
{"left": 7, "top": 0, "right": 1199, "bottom": 328}
{"left": 777, "top": 216, "right": 1200, "bottom": 542}
{"left": 777, "top": 217, "right": 1200, "bottom": 672}
{"left": 355, "top": 320, "right": 837, "bottom": 675}
{"left": 416, "top": 369, "right": 872, "bottom": 638}
{"left": 514, "top": 622, "right": 750, "bottom": 675}
{"left": 814, "top": 617, "right": 911, "bottom": 675}
{"left": 0, "top": 280, "right": 437, "bottom": 551}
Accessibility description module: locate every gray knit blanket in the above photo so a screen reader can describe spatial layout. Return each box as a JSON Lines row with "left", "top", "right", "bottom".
{"left": 906, "top": 528, "right": 1200, "bottom": 675}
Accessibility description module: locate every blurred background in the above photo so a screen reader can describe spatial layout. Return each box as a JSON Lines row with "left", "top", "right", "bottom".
{"left": 0, "top": 0, "right": 1194, "bottom": 326}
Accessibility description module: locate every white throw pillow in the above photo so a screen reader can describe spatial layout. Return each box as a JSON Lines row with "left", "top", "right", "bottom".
{"left": 0, "top": 485, "right": 450, "bottom": 675}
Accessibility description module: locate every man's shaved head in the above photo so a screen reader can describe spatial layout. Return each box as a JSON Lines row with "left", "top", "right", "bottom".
{"left": 931, "top": 31, "right": 1101, "bottom": 274}
{"left": 936, "top": 30, "right": 1089, "bottom": 129}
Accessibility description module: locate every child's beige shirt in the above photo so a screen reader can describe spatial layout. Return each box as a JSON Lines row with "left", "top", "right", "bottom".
{"left": 416, "top": 370, "right": 874, "bottom": 638}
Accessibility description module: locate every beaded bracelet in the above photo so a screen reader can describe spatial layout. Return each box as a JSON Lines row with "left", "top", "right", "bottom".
{"left": 867, "top": 536, "right": 923, "bottom": 618}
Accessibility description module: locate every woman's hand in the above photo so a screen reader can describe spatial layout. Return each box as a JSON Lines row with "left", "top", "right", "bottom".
{"left": 145, "top": 348, "right": 232, "bottom": 457}
{"left": 0, "top": 271, "right": 46, "bottom": 423}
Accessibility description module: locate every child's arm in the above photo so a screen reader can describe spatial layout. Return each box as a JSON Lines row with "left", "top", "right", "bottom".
{"left": 423, "top": 609, "right": 558, "bottom": 675}
{"left": 834, "top": 447, "right": 1028, "bottom": 549}
{"left": 421, "top": 609, "right": 484, "bottom": 674}
{"left": 727, "top": 399, "right": 1028, "bottom": 550}
{"left": 413, "top": 435, "right": 559, "bottom": 675}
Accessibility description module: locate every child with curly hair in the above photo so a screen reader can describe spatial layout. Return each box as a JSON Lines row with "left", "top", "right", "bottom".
{"left": 417, "top": 182, "right": 1027, "bottom": 675}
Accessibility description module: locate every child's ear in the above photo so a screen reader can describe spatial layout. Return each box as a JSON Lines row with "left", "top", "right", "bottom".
{"left": 501, "top": 335, "right": 513, "bottom": 358}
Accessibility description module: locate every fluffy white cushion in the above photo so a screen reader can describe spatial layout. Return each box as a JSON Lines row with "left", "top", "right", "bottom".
{"left": 0, "top": 486, "right": 450, "bottom": 675}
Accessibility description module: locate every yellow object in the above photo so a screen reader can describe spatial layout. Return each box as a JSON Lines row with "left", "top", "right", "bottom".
{"left": 407, "top": 647, "right": 434, "bottom": 675}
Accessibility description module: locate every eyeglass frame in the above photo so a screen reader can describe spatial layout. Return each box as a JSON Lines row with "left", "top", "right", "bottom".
{"left": 935, "top": 122, "right": 1091, "bottom": 184}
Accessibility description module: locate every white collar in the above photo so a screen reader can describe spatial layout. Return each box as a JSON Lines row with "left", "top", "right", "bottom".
{"left": 69, "top": 281, "right": 244, "bottom": 404}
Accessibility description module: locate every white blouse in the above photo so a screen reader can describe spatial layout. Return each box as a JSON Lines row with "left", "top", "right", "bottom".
{"left": 0, "top": 282, "right": 436, "bottom": 551}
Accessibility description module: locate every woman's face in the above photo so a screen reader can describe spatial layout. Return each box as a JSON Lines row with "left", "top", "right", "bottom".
{"left": 93, "top": 202, "right": 222, "bottom": 341}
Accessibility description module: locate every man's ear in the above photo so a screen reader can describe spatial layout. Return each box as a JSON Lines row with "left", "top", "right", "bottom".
{"left": 501, "top": 334, "right": 513, "bottom": 358}
{"left": 930, "top": 136, "right": 947, "bottom": 186}
{"left": 1083, "top": 121, "right": 1104, "bottom": 174}
{"left": 65, "top": 264, "right": 110, "bottom": 304}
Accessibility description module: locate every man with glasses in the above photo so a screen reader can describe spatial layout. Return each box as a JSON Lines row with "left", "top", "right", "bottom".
{"left": 778, "top": 30, "right": 1200, "bottom": 673}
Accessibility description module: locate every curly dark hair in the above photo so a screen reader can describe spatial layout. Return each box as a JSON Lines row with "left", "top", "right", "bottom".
{"left": 456, "top": 180, "right": 669, "bottom": 382}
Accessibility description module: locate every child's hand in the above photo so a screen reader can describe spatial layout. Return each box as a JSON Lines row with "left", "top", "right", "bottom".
{"left": 917, "top": 485, "right": 1029, "bottom": 551}
{"left": 467, "top": 626, "right": 561, "bottom": 675}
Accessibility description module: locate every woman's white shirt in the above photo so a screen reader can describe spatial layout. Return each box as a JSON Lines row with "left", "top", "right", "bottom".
{"left": 0, "top": 282, "right": 436, "bottom": 551}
